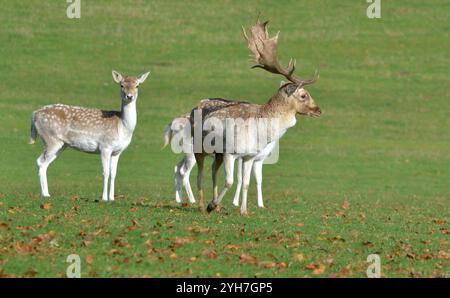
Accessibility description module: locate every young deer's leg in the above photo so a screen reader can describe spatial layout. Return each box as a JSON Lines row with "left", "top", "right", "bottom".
{"left": 183, "top": 154, "right": 197, "bottom": 204}
{"left": 174, "top": 156, "right": 186, "bottom": 203}
{"left": 37, "top": 139, "right": 65, "bottom": 197}
{"left": 232, "top": 157, "right": 243, "bottom": 207}
{"left": 101, "top": 150, "right": 112, "bottom": 202}
{"left": 108, "top": 153, "right": 121, "bottom": 201}
{"left": 253, "top": 160, "right": 264, "bottom": 208}
{"left": 207, "top": 154, "right": 235, "bottom": 212}
{"left": 240, "top": 158, "right": 255, "bottom": 216}
{"left": 195, "top": 153, "right": 205, "bottom": 213}
{"left": 212, "top": 154, "right": 223, "bottom": 201}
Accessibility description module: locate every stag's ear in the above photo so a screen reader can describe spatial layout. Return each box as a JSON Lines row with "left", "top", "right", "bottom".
{"left": 283, "top": 83, "right": 297, "bottom": 96}
{"left": 112, "top": 70, "right": 123, "bottom": 83}
{"left": 138, "top": 71, "right": 151, "bottom": 84}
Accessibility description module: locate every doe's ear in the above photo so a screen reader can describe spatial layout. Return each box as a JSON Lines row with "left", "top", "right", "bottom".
{"left": 112, "top": 70, "right": 123, "bottom": 83}
{"left": 138, "top": 71, "right": 151, "bottom": 84}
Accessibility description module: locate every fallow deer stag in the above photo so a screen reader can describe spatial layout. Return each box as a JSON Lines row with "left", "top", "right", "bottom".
{"left": 29, "top": 70, "right": 150, "bottom": 200}
{"left": 163, "top": 103, "right": 271, "bottom": 208}
{"left": 191, "top": 17, "right": 321, "bottom": 215}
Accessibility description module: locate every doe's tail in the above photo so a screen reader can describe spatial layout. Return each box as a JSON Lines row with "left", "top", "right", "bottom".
{"left": 162, "top": 116, "right": 190, "bottom": 149}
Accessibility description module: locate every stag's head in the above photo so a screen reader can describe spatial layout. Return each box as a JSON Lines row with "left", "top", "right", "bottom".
{"left": 280, "top": 83, "right": 321, "bottom": 117}
{"left": 112, "top": 70, "right": 150, "bottom": 104}
{"left": 242, "top": 17, "right": 321, "bottom": 117}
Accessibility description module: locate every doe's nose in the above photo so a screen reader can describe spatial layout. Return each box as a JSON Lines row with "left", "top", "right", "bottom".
{"left": 126, "top": 95, "right": 133, "bottom": 100}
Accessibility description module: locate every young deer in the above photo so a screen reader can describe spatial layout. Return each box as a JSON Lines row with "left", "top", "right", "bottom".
{"left": 191, "top": 17, "right": 321, "bottom": 215}
{"left": 163, "top": 107, "right": 271, "bottom": 208}
{"left": 29, "top": 70, "right": 150, "bottom": 201}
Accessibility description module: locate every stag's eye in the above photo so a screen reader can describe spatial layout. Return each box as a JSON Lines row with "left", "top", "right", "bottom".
{"left": 120, "top": 84, "right": 124, "bottom": 88}
{"left": 301, "top": 94, "right": 307, "bottom": 99}
{"left": 136, "top": 85, "right": 139, "bottom": 89}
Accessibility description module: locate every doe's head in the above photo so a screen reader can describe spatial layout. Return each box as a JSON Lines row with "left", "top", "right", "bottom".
{"left": 281, "top": 83, "right": 322, "bottom": 117}
{"left": 112, "top": 70, "right": 150, "bottom": 103}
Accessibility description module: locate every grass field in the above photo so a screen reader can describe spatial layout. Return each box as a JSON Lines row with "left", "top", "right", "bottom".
{"left": 0, "top": 0, "right": 449, "bottom": 277}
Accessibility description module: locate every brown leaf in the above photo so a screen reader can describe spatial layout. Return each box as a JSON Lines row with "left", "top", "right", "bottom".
{"left": 201, "top": 249, "right": 218, "bottom": 259}
{"left": 239, "top": 253, "right": 259, "bottom": 265}
{"left": 438, "top": 250, "right": 450, "bottom": 259}
{"left": 86, "top": 255, "right": 94, "bottom": 265}
{"left": 0, "top": 223, "right": 9, "bottom": 230}
{"left": 306, "top": 263, "right": 327, "bottom": 275}
{"left": 362, "top": 240, "right": 374, "bottom": 247}
{"left": 341, "top": 199, "right": 350, "bottom": 209}
{"left": 293, "top": 253, "right": 305, "bottom": 262}
{"left": 40, "top": 203, "right": 52, "bottom": 210}
{"left": 313, "top": 265, "right": 326, "bottom": 275}
{"left": 172, "top": 236, "right": 195, "bottom": 248}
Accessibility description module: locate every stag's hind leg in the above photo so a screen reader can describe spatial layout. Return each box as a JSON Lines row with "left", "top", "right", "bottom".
{"left": 36, "top": 137, "right": 65, "bottom": 197}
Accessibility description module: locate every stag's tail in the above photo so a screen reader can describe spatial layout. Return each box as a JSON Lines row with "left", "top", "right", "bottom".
{"left": 29, "top": 112, "right": 38, "bottom": 145}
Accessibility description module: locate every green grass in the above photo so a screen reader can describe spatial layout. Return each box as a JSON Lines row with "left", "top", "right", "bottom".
{"left": 0, "top": 0, "right": 449, "bottom": 277}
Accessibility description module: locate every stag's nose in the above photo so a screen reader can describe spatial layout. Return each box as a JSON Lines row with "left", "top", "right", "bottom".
{"left": 126, "top": 95, "right": 133, "bottom": 100}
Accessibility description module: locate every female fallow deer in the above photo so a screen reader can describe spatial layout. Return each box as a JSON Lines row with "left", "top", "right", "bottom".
{"left": 191, "top": 17, "right": 321, "bottom": 215}
{"left": 29, "top": 70, "right": 150, "bottom": 201}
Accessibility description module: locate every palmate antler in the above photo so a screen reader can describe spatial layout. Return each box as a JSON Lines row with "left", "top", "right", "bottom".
{"left": 242, "top": 16, "right": 318, "bottom": 87}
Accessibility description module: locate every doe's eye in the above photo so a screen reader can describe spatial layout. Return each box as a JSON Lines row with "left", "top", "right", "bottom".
{"left": 301, "top": 94, "right": 307, "bottom": 99}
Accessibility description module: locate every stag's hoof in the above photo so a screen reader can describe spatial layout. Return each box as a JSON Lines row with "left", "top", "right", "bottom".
{"left": 207, "top": 203, "right": 217, "bottom": 213}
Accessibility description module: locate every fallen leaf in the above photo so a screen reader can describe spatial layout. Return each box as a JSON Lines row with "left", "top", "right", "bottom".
{"left": 341, "top": 199, "right": 350, "bottom": 209}
{"left": 40, "top": 203, "right": 52, "bottom": 210}
{"left": 239, "top": 253, "right": 259, "bottom": 265}
{"left": 86, "top": 255, "right": 94, "bottom": 265}
{"left": 171, "top": 236, "right": 195, "bottom": 248}
{"left": 294, "top": 253, "right": 305, "bottom": 262}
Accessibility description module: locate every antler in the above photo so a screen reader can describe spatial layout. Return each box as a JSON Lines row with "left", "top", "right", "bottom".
{"left": 242, "top": 16, "right": 318, "bottom": 87}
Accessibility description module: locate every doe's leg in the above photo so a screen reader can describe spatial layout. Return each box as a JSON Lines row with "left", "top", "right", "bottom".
{"left": 108, "top": 153, "right": 121, "bottom": 201}
{"left": 232, "top": 157, "right": 243, "bottom": 207}
{"left": 183, "top": 154, "right": 197, "bottom": 204}
{"left": 36, "top": 139, "right": 65, "bottom": 197}
{"left": 101, "top": 150, "right": 112, "bottom": 202}
{"left": 195, "top": 153, "right": 205, "bottom": 213}
{"left": 253, "top": 160, "right": 264, "bottom": 208}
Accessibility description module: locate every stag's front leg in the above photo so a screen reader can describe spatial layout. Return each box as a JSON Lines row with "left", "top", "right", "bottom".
{"left": 207, "top": 154, "right": 235, "bottom": 213}
{"left": 101, "top": 150, "right": 112, "bottom": 202}
{"left": 108, "top": 153, "right": 121, "bottom": 201}
{"left": 240, "top": 157, "right": 255, "bottom": 216}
